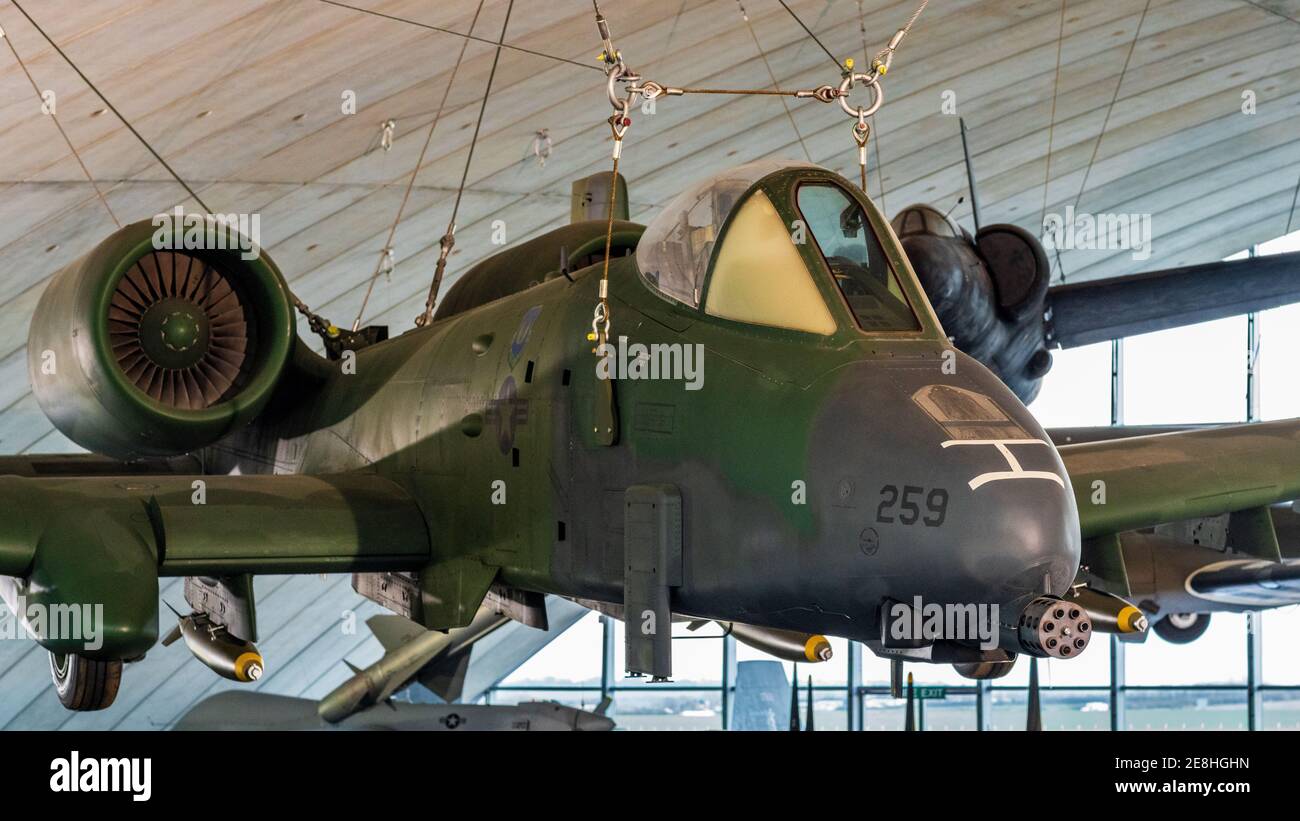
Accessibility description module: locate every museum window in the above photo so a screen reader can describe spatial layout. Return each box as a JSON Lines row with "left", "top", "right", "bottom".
{"left": 1123, "top": 315, "right": 1248, "bottom": 425}
{"left": 1028, "top": 342, "right": 1113, "bottom": 428}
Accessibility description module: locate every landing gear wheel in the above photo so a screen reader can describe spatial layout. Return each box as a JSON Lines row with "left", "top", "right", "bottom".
{"left": 1153, "top": 612, "right": 1210, "bottom": 645}
{"left": 50, "top": 652, "right": 121, "bottom": 711}
{"left": 953, "top": 659, "right": 1016, "bottom": 680}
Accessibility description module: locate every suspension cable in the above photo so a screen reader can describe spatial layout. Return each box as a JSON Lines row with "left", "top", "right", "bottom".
{"left": 1069, "top": 0, "right": 1151, "bottom": 217}
{"left": 588, "top": 0, "right": 634, "bottom": 355}
{"left": 353, "top": 0, "right": 487, "bottom": 331}
{"left": 10, "top": 0, "right": 340, "bottom": 336}
{"left": 318, "top": 0, "right": 601, "bottom": 74}
{"left": 775, "top": 0, "right": 840, "bottom": 70}
{"left": 858, "top": 0, "right": 887, "bottom": 209}
{"left": 415, "top": 0, "right": 516, "bottom": 328}
{"left": 1040, "top": 0, "right": 1067, "bottom": 240}
{"left": 9, "top": 0, "right": 211, "bottom": 214}
{"left": 585, "top": 0, "right": 931, "bottom": 346}
{"left": 0, "top": 21, "right": 119, "bottom": 227}
{"left": 736, "top": 0, "right": 813, "bottom": 163}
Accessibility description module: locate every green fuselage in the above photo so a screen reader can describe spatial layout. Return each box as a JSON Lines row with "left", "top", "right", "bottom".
{"left": 210, "top": 169, "right": 1080, "bottom": 647}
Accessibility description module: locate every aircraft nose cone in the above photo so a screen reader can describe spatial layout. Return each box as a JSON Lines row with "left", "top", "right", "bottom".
{"left": 954, "top": 469, "right": 1080, "bottom": 600}
{"left": 805, "top": 357, "right": 1080, "bottom": 633}
{"left": 576, "top": 712, "right": 617, "bottom": 731}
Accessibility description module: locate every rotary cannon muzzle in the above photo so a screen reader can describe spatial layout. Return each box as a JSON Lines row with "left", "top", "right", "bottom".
{"left": 1017, "top": 595, "right": 1091, "bottom": 658}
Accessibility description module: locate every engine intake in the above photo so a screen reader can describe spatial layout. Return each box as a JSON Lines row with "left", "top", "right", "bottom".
{"left": 27, "top": 218, "right": 295, "bottom": 459}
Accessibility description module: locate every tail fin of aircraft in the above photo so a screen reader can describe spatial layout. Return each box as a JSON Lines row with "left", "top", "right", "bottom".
{"left": 570, "top": 171, "right": 629, "bottom": 223}
{"left": 731, "top": 659, "right": 792, "bottom": 731}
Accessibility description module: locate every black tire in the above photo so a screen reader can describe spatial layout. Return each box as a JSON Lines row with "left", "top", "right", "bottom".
{"left": 1153, "top": 612, "right": 1211, "bottom": 645}
{"left": 50, "top": 652, "right": 121, "bottom": 711}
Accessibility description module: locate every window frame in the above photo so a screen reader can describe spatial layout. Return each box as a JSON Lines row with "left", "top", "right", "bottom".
{"left": 698, "top": 187, "right": 839, "bottom": 336}
{"left": 684, "top": 170, "right": 941, "bottom": 345}
{"left": 793, "top": 179, "right": 924, "bottom": 337}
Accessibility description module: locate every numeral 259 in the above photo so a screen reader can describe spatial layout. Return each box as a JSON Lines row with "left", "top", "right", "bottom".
{"left": 876, "top": 484, "right": 948, "bottom": 527}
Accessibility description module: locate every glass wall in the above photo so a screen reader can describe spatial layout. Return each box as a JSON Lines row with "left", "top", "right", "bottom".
{"left": 486, "top": 231, "right": 1300, "bottom": 730}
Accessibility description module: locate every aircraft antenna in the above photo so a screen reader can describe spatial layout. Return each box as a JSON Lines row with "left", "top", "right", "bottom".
{"left": 959, "top": 118, "right": 983, "bottom": 231}
{"left": 353, "top": 0, "right": 487, "bottom": 331}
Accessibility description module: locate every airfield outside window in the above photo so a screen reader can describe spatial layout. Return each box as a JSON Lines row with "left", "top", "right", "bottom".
{"left": 703, "top": 190, "right": 837, "bottom": 335}
{"left": 797, "top": 184, "right": 920, "bottom": 332}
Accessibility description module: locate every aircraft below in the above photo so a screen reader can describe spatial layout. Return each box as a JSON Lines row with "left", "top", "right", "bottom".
{"left": 173, "top": 691, "right": 614, "bottom": 732}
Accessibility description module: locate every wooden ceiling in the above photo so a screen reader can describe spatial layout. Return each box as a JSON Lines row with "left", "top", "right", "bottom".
{"left": 2, "top": 0, "right": 1299, "bottom": 456}
{"left": 0, "top": 0, "right": 1298, "bottom": 727}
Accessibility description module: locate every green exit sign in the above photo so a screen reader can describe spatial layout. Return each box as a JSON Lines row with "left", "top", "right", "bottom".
{"left": 914, "top": 687, "right": 947, "bottom": 700}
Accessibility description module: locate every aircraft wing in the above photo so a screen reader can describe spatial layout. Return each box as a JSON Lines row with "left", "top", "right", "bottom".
{"left": 0, "top": 453, "right": 201, "bottom": 477}
{"left": 1047, "top": 251, "right": 1300, "bottom": 348}
{"left": 0, "top": 472, "right": 437, "bottom": 661}
{"left": 1059, "top": 419, "right": 1300, "bottom": 539}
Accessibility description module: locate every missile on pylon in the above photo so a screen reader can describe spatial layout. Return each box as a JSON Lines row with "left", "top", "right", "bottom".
{"left": 317, "top": 607, "right": 509, "bottom": 724}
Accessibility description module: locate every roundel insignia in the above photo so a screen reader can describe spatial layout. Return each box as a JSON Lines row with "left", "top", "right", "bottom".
{"left": 488, "top": 375, "right": 529, "bottom": 454}
{"left": 859, "top": 527, "right": 880, "bottom": 557}
{"left": 508, "top": 305, "right": 543, "bottom": 367}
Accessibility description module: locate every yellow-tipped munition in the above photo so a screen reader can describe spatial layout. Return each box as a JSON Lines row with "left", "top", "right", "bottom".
{"left": 1070, "top": 586, "right": 1150, "bottom": 634}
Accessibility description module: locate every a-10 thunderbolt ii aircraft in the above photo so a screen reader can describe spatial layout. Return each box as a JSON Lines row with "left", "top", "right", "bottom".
{"left": 6, "top": 157, "right": 1300, "bottom": 710}
{"left": 891, "top": 199, "right": 1300, "bottom": 645}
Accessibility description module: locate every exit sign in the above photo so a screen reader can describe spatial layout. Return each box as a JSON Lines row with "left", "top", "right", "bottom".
{"left": 914, "top": 687, "right": 947, "bottom": 700}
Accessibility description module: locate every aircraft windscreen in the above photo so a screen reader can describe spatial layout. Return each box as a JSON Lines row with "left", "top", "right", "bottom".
{"left": 796, "top": 183, "right": 920, "bottom": 332}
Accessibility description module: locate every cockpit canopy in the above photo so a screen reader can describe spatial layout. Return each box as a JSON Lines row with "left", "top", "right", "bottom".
{"left": 891, "top": 204, "right": 968, "bottom": 241}
{"left": 636, "top": 159, "right": 922, "bottom": 335}
{"left": 637, "top": 159, "right": 814, "bottom": 308}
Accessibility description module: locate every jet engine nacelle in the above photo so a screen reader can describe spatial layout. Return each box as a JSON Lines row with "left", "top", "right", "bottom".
{"left": 892, "top": 205, "right": 1052, "bottom": 404}
{"left": 27, "top": 218, "right": 297, "bottom": 460}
